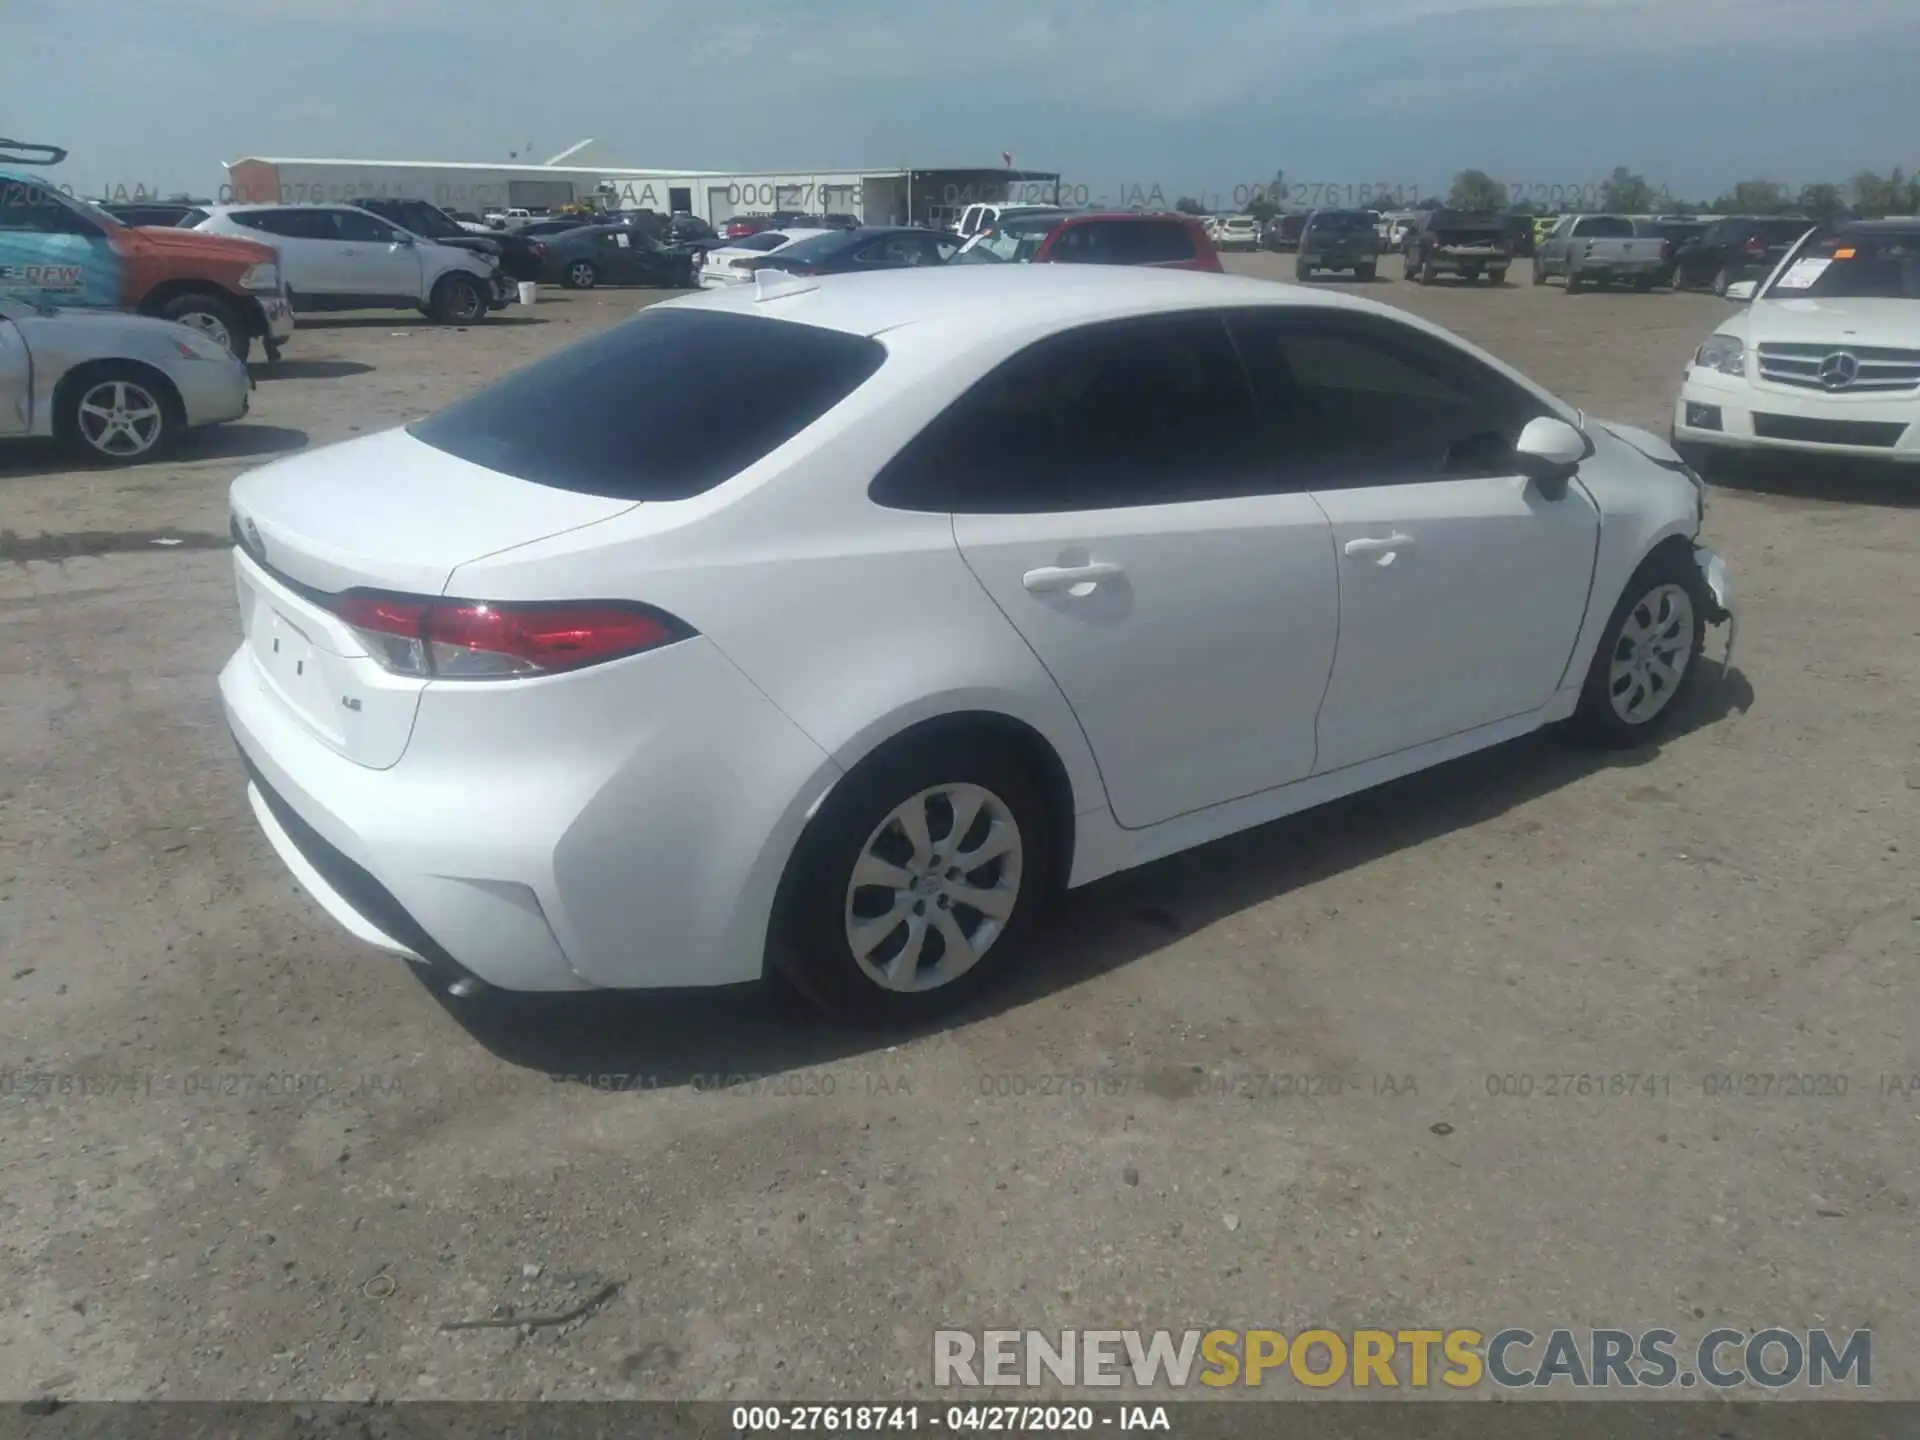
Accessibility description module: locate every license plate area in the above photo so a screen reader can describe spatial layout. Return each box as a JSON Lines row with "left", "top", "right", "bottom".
{"left": 250, "top": 598, "right": 346, "bottom": 745}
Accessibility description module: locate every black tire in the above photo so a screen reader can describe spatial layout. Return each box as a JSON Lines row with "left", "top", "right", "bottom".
{"left": 429, "top": 274, "right": 487, "bottom": 324}
{"left": 1412, "top": 257, "right": 1431, "bottom": 285}
{"left": 1568, "top": 546, "right": 1709, "bottom": 749}
{"left": 1358, "top": 264, "right": 1377, "bottom": 282}
{"left": 1633, "top": 275, "right": 1656, "bottom": 293}
{"left": 561, "top": 259, "right": 598, "bottom": 290}
{"left": 1711, "top": 266, "right": 1733, "bottom": 297}
{"left": 155, "top": 292, "right": 249, "bottom": 362}
{"left": 1490, "top": 268, "right": 1509, "bottom": 285}
{"left": 55, "top": 363, "right": 181, "bottom": 466}
{"left": 770, "top": 733, "right": 1054, "bottom": 1026}
{"left": 1294, "top": 261, "right": 1311, "bottom": 281}
{"left": 1565, "top": 268, "right": 1584, "bottom": 294}
{"left": 1532, "top": 260, "right": 1547, "bottom": 285}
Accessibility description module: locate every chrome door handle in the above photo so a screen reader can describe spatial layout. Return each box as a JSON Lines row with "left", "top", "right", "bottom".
{"left": 1022, "top": 561, "right": 1124, "bottom": 594}
{"left": 1343, "top": 533, "right": 1414, "bottom": 558}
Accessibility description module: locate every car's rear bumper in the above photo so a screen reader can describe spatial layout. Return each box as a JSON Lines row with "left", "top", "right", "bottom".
{"left": 219, "top": 630, "right": 841, "bottom": 993}
{"left": 1675, "top": 371, "right": 1920, "bottom": 462}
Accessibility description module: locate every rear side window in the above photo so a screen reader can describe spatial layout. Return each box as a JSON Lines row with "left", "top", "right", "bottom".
{"left": 232, "top": 209, "right": 309, "bottom": 237}
{"left": 410, "top": 309, "right": 887, "bottom": 500}
{"left": 1115, "top": 221, "right": 1198, "bottom": 263}
{"left": 870, "top": 313, "right": 1270, "bottom": 513}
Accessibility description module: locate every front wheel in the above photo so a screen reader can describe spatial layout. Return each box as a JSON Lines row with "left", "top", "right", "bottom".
{"left": 156, "top": 292, "right": 249, "bottom": 362}
{"left": 561, "top": 259, "right": 598, "bottom": 290}
{"left": 771, "top": 737, "right": 1052, "bottom": 1025}
{"left": 429, "top": 274, "right": 487, "bottom": 324}
{"left": 1569, "top": 550, "right": 1708, "bottom": 749}
{"left": 1489, "top": 268, "right": 1508, "bottom": 285}
{"left": 1711, "top": 266, "right": 1734, "bottom": 297}
{"left": 1294, "top": 261, "right": 1311, "bottom": 281}
{"left": 58, "top": 365, "right": 180, "bottom": 465}
{"left": 1532, "top": 260, "right": 1547, "bottom": 286}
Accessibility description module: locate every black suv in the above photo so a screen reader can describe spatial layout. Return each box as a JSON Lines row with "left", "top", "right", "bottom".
{"left": 1294, "top": 209, "right": 1380, "bottom": 280}
{"left": 353, "top": 197, "right": 546, "bottom": 286}
{"left": 1671, "top": 215, "right": 1814, "bottom": 294}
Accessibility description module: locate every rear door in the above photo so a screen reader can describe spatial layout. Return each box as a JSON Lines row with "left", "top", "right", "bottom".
{"left": 232, "top": 208, "right": 335, "bottom": 295}
{"left": 0, "top": 178, "right": 123, "bottom": 309}
{"left": 880, "top": 310, "right": 1341, "bottom": 830}
{"left": 1229, "top": 309, "right": 1599, "bottom": 773}
{"left": 331, "top": 208, "right": 425, "bottom": 300}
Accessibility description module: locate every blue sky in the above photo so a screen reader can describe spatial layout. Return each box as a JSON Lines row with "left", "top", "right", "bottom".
{"left": 12, "top": 0, "right": 1917, "bottom": 204}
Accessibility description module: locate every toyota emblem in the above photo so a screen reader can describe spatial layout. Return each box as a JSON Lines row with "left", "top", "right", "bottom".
{"left": 1818, "top": 351, "right": 1860, "bottom": 390}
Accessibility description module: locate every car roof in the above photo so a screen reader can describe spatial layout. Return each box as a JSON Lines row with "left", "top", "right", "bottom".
{"left": 1835, "top": 218, "right": 1920, "bottom": 235}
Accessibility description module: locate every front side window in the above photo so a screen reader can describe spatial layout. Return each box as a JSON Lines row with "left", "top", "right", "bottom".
{"left": 1228, "top": 310, "right": 1550, "bottom": 485}
{"left": 0, "top": 182, "right": 100, "bottom": 236}
{"left": 870, "top": 313, "right": 1270, "bottom": 513}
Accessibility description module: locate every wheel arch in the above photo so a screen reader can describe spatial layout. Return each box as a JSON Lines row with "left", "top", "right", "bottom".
{"left": 137, "top": 280, "right": 262, "bottom": 334}
{"left": 53, "top": 357, "right": 185, "bottom": 433}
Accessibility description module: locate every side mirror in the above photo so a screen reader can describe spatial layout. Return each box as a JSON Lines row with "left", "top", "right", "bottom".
{"left": 1515, "top": 416, "right": 1588, "bottom": 491}
{"left": 1725, "top": 280, "right": 1757, "bottom": 302}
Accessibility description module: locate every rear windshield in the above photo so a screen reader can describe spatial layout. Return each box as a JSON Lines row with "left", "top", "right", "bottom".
{"left": 408, "top": 308, "right": 888, "bottom": 500}
{"left": 734, "top": 231, "right": 793, "bottom": 252}
{"left": 1575, "top": 215, "right": 1636, "bottom": 237}
{"left": 1310, "top": 211, "right": 1375, "bottom": 234}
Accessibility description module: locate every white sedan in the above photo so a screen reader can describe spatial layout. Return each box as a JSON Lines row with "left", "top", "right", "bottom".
{"left": 1, "top": 295, "right": 251, "bottom": 463}
{"left": 697, "top": 228, "right": 835, "bottom": 288}
{"left": 1675, "top": 218, "right": 1920, "bottom": 467}
{"left": 219, "top": 264, "right": 1735, "bottom": 1025}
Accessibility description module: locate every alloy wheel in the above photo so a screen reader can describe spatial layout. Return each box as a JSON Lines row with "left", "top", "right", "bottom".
{"left": 1608, "top": 583, "right": 1695, "bottom": 724}
{"left": 842, "top": 783, "right": 1023, "bottom": 994}
{"left": 76, "top": 379, "right": 165, "bottom": 458}
{"left": 175, "top": 308, "right": 233, "bottom": 353}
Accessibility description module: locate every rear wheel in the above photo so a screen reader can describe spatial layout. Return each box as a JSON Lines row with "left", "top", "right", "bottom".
{"left": 1711, "top": 266, "right": 1734, "bottom": 297}
{"left": 1569, "top": 548, "right": 1708, "bottom": 749}
{"left": 429, "top": 273, "right": 487, "bottom": 324}
{"left": 1532, "top": 259, "right": 1547, "bottom": 286}
{"left": 562, "top": 259, "right": 598, "bottom": 290}
{"left": 771, "top": 735, "right": 1052, "bottom": 1026}
{"left": 1357, "top": 263, "right": 1377, "bottom": 282}
{"left": 58, "top": 364, "right": 180, "bottom": 465}
{"left": 1294, "top": 260, "right": 1312, "bottom": 281}
{"left": 1565, "top": 268, "right": 1584, "bottom": 294}
{"left": 1490, "top": 267, "right": 1509, "bottom": 285}
{"left": 156, "top": 292, "right": 249, "bottom": 362}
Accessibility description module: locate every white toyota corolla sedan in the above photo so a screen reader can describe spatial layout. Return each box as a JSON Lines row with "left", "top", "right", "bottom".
{"left": 1674, "top": 218, "right": 1920, "bottom": 468}
{"left": 220, "top": 264, "right": 1736, "bottom": 1024}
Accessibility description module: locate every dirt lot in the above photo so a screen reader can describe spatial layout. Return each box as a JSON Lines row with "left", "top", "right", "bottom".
{"left": 2, "top": 255, "right": 1916, "bottom": 1402}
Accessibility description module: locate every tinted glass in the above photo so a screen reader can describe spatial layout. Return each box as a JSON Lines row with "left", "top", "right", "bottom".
{"left": 234, "top": 209, "right": 313, "bottom": 238}
{"left": 335, "top": 209, "right": 399, "bottom": 242}
{"left": 1311, "top": 211, "right": 1375, "bottom": 235}
{"left": 870, "top": 313, "right": 1271, "bottom": 513}
{"left": 1229, "top": 311, "right": 1548, "bottom": 485}
{"left": 0, "top": 182, "right": 97, "bottom": 234}
{"left": 766, "top": 231, "right": 861, "bottom": 264}
{"left": 1759, "top": 219, "right": 1813, "bottom": 243}
{"left": 410, "top": 309, "right": 887, "bottom": 500}
{"left": 1574, "top": 216, "right": 1636, "bottom": 237}
{"left": 1116, "top": 221, "right": 1198, "bottom": 263}
{"left": 1765, "top": 230, "right": 1920, "bottom": 300}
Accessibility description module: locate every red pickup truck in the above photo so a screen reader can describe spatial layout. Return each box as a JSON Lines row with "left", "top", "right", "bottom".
{"left": 1, "top": 171, "right": 295, "bottom": 360}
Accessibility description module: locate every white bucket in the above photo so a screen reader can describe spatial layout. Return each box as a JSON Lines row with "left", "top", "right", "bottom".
{"left": 516, "top": 281, "right": 538, "bottom": 305}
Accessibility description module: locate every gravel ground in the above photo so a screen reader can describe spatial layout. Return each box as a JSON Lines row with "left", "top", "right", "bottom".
{"left": 1, "top": 255, "right": 1915, "bottom": 1403}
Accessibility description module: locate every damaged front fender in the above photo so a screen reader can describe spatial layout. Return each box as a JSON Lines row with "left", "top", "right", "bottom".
{"left": 1693, "top": 544, "right": 1738, "bottom": 676}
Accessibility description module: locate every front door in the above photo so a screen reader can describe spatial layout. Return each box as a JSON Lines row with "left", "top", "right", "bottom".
{"left": 875, "top": 310, "right": 1341, "bottom": 830}
{"left": 1228, "top": 309, "right": 1601, "bottom": 773}
{"left": 0, "top": 179, "right": 120, "bottom": 309}
{"left": 0, "top": 318, "right": 30, "bottom": 434}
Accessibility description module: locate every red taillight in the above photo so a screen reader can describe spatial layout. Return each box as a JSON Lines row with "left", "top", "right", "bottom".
{"left": 1743, "top": 237, "right": 1767, "bottom": 258}
{"left": 331, "top": 595, "right": 689, "bottom": 680}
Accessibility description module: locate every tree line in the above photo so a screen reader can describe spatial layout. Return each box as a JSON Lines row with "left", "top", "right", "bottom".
{"left": 1188, "top": 166, "right": 1920, "bottom": 220}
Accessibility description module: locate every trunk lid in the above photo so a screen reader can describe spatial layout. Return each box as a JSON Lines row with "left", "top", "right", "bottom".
{"left": 229, "top": 427, "right": 637, "bottom": 598}
{"left": 228, "top": 428, "right": 637, "bottom": 769}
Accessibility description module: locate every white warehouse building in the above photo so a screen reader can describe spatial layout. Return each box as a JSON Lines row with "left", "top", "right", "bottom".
{"left": 222, "top": 157, "right": 1063, "bottom": 230}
